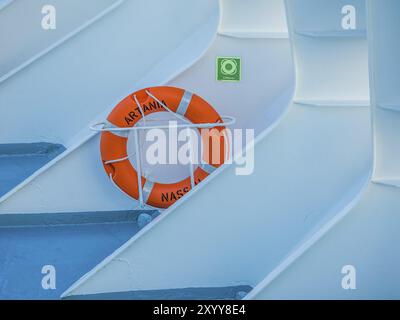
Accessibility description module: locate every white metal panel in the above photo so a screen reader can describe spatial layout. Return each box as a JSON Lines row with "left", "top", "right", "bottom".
{"left": 247, "top": 0, "right": 400, "bottom": 300}
{"left": 0, "top": 0, "right": 218, "bottom": 145}
{"left": 248, "top": 184, "right": 400, "bottom": 299}
{"left": 368, "top": 0, "right": 400, "bottom": 183}
{"left": 288, "top": 0, "right": 366, "bottom": 33}
{"left": 219, "top": 0, "right": 288, "bottom": 38}
{"left": 0, "top": 0, "right": 122, "bottom": 82}
{"left": 287, "top": 0, "right": 370, "bottom": 104}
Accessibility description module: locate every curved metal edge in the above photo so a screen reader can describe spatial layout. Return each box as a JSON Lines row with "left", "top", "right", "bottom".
{"left": 244, "top": 167, "right": 373, "bottom": 300}
{"left": 0, "top": 0, "right": 126, "bottom": 84}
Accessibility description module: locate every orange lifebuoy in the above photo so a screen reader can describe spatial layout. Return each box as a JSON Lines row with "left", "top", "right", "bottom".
{"left": 100, "top": 86, "right": 227, "bottom": 209}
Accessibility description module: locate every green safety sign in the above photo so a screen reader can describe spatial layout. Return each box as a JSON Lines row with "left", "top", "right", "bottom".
{"left": 216, "top": 56, "right": 241, "bottom": 82}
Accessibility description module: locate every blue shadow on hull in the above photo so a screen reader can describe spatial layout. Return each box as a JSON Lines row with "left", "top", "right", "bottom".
{"left": 0, "top": 210, "right": 158, "bottom": 300}
{"left": 0, "top": 143, "right": 66, "bottom": 198}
